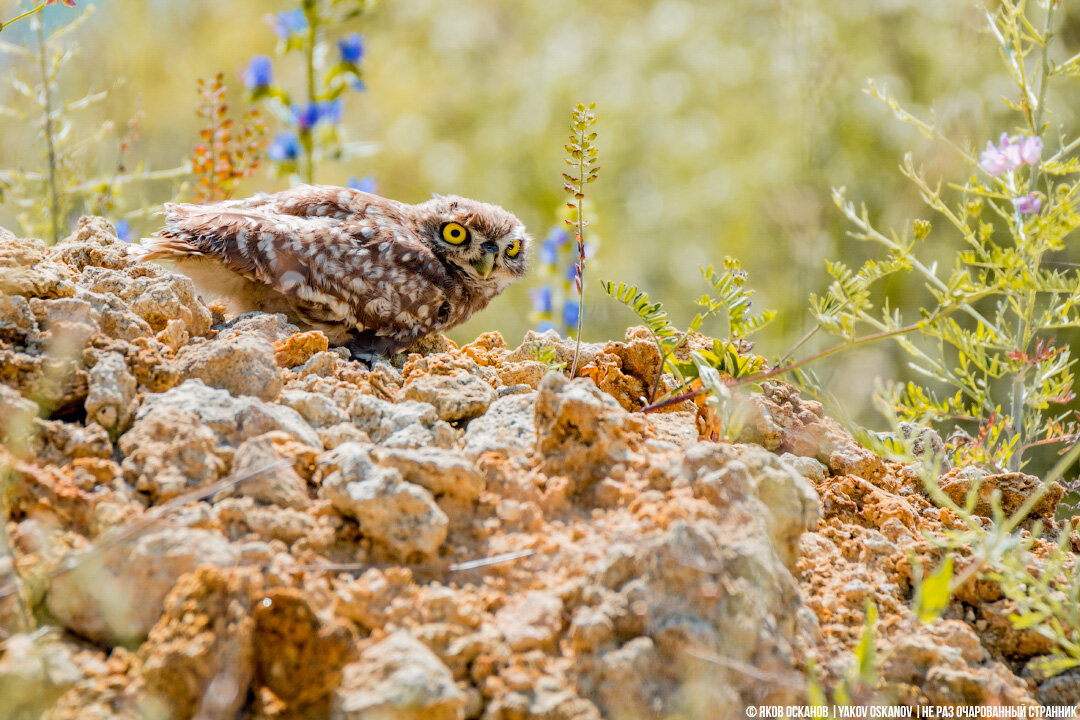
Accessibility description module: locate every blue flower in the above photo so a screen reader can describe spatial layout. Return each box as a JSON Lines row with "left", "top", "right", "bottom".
{"left": 114, "top": 219, "right": 134, "bottom": 243}
{"left": 349, "top": 77, "right": 367, "bottom": 93}
{"left": 242, "top": 55, "right": 273, "bottom": 89}
{"left": 562, "top": 300, "right": 580, "bottom": 328}
{"left": 537, "top": 320, "right": 559, "bottom": 334}
{"left": 539, "top": 237, "right": 559, "bottom": 265}
{"left": 268, "top": 132, "right": 301, "bottom": 162}
{"left": 274, "top": 9, "right": 308, "bottom": 38}
{"left": 529, "top": 286, "right": 553, "bottom": 314}
{"left": 290, "top": 102, "right": 321, "bottom": 131}
{"left": 545, "top": 227, "right": 571, "bottom": 246}
{"left": 338, "top": 33, "right": 364, "bottom": 64}
{"left": 347, "top": 176, "right": 377, "bottom": 194}
{"left": 319, "top": 99, "right": 343, "bottom": 125}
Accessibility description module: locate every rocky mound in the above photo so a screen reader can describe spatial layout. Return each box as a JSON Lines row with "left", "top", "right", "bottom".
{"left": 0, "top": 218, "right": 1075, "bottom": 719}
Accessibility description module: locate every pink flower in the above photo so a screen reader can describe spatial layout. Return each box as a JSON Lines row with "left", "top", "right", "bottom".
{"left": 45, "top": 0, "right": 76, "bottom": 6}
{"left": 1019, "top": 135, "right": 1043, "bottom": 165}
{"left": 1000, "top": 134, "right": 1024, "bottom": 171}
{"left": 981, "top": 133, "right": 1043, "bottom": 176}
{"left": 1013, "top": 192, "right": 1043, "bottom": 215}
{"left": 980, "top": 142, "right": 1009, "bottom": 176}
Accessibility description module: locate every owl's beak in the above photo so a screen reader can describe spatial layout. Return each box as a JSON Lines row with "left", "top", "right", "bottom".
{"left": 472, "top": 245, "right": 497, "bottom": 279}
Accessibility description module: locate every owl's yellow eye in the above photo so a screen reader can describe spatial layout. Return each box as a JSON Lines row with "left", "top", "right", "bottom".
{"left": 506, "top": 239, "right": 521, "bottom": 258}
{"left": 441, "top": 222, "right": 468, "bottom": 245}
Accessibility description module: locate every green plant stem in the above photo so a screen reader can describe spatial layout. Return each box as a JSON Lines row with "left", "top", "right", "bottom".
{"left": 0, "top": 1, "right": 46, "bottom": 33}
{"left": 67, "top": 164, "right": 191, "bottom": 194}
{"left": 641, "top": 301, "right": 982, "bottom": 414}
{"left": 647, "top": 324, "right": 697, "bottom": 403}
{"left": 780, "top": 324, "right": 820, "bottom": 364}
{"left": 571, "top": 263, "right": 585, "bottom": 376}
{"left": 302, "top": 0, "right": 318, "bottom": 184}
{"left": 1030, "top": 1, "right": 1056, "bottom": 151}
{"left": 1004, "top": 0, "right": 1056, "bottom": 469}
{"left": 568, "top": 133, "right": 588, "bottom": 378}
{"left": 1009, "top": 209, "right": 1034, "bottom": 471}
{"left": 640, "top": 387, "right": 706, "bottom": 414}
{"left": 643, "top": 323, "right": 925, "bottom": 413}
{"left": 34, "top": 16, "right": 60, "bottom": 244}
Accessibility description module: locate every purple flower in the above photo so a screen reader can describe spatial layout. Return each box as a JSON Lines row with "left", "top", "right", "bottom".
{"left": 242, "top": 55, "right": 273, "bottom": 89}
{"left": 290, "top": 102, "right": 321, "bottom": 130}
{"left": 537, "top": 320, "right": 559, "bottom": 334}
{"left": 1020, "top": 135, "right": 1043, "bottom": 165}
{"left": 338, "top": 34, "right": 364, "bottom": 64}
{"left": 114, "top": 219, "right": 134, "bottom": 243}
{"left": 530, "top": 286, "right": 553, "bottom": 313}
{"left": 562, "top": 300, "right": 580, "bottom": 328}
{"left": 1013, "top": 192, "right": 1043, "bottom": 215}
{"left": 268, "top": 132, "right": 301, "bottom": 162}
{"left": 319, "top": 99, "right": 343, "bottom": 125}
{"left": 274, "top": 9, "right": 307, "bottom": 38}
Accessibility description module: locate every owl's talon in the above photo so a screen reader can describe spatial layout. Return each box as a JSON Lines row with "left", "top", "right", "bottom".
{"left": 351, "top": 351, "right": 388, "bottom": 368}
{"left": 344, "top": 340, "right": 383, "bottom": 366}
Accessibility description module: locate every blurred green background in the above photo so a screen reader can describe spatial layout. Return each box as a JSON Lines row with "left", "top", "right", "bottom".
{"left": 1, "top": 0, "right": 1066, "bottom": 419}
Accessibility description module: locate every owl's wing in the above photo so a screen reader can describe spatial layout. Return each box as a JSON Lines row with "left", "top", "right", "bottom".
{"left": 345, "top": 238, "right": 458, "bottom": 353}
{"left": 142, "top": 203, "right": 356, "bottom": 322}
{"left": 271, "top": 185, "right": 368, "bottom": 217}
{"left": 142, "top": 199, "right": 460, "bottom": 355}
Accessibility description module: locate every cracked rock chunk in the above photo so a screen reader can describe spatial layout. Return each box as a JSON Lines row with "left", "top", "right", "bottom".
{"left": 535, "top": 374, "right": 646, "bottom": 480}
{"left": 332, "top": 631, "right": 464, "bottom": 720}
{"left": 84, "top": 351, "right": 138, "bottom": 437}
{"left": 403, "top": 371, "right": 496, "bottom": 423}
{"left": 320, "top": 442, "right": 448, "bottom": 558}
{"left": 46, "top": 527, "right": 240, "bottom": 645}
{"left": 138, "top": 379, "right": 320, "bottom": 448}
{"left": 176, "top": 334, "right": 283, "bottom": 401}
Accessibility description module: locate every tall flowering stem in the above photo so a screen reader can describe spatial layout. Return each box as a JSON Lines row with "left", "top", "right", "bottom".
{"left": 563, "top": 103, "right": 599, "bottom": 377}
{"left": 245, "top": 0, "right": 371, "bottom": 184}
{"left": 191, "top": 75, "right": 266, "bottom": 202}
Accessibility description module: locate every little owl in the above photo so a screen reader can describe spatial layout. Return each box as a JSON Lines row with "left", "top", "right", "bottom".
{"left": 133, "top": 185, "right": 531, "bottom": 358}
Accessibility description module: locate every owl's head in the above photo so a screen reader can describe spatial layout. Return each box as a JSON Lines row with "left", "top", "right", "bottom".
{"left": 416, "top": 195, "right": 530, "bottom": 292}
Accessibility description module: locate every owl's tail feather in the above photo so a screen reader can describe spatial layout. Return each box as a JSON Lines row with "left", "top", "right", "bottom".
{"left": 129, "top": 235, "right": 205, "bottom": 262}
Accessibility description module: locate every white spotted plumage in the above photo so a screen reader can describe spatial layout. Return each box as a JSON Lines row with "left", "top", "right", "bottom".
{"left": 132, "top": 185, "right": 531, "bottom": 357}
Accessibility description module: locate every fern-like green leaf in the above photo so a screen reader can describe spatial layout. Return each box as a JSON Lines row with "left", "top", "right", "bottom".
{"left": 600, "top": 280, "right": 679, "bottom": 344}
